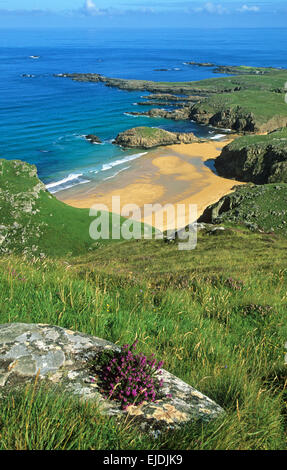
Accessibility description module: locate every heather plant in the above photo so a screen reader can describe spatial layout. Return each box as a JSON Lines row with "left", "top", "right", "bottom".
{"left": 97, "top": 341, "right": 166, "bottom": 409}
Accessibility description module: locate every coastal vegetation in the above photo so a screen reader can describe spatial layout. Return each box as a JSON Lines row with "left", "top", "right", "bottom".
{"left": 1, "top": 223, "right": 287, "bottom": 449}
{"left": 2, "top": 63, "right": 287, "bottom": 450}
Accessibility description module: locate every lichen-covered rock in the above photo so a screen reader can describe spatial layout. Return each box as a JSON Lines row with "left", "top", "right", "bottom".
{"left": 0, "top": 323, "right": 224, "bottom": 433}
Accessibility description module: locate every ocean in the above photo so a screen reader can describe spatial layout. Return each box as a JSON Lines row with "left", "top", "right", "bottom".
{"left": 1, "top": 27, "right": 287, "bottom": 194}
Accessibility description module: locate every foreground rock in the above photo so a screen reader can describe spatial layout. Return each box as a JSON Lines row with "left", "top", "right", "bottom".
{"left": 0, "top": 323, "right": 224, "bottom": 433}
{"left": 114, "top": 127, "right": 199, "bottom": 149}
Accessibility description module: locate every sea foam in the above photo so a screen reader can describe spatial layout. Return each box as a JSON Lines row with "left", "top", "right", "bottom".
{"left": 46, "top": 173, "right": 90, "bottom": 194}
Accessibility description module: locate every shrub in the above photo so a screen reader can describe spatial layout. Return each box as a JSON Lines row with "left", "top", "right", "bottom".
{"left": 96, "top": 341, "right": 166, "bottom": 410}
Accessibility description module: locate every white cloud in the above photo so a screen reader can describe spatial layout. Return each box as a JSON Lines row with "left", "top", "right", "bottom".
{"left": 237, "top": 5, "right": 260, "bottom": 13}
{"left": 193, "top": 2, "right": 228, "bottom": 15}
{"left": 83, "top": 0, "right": 103, "bottom": 15}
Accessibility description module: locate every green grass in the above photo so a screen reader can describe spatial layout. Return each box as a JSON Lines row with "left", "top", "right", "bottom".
{"left": 1, "top": 229, "right": 287, "bottom": 449}
{"left": 227, "top": 127, "right": 287, "bottom": 150}
{"left": 192, "top": 89, "right": 287, "bottom": 126}
{"left": 0, "top": 159, "right": 152, "bottom": 257}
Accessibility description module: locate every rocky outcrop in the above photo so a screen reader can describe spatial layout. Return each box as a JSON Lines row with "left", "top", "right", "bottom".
{"left": 198, "top": 187, "right": 246, "bottom": 224}
{"left": 190, "top": 105, "right": 255, "bottom": 132}
{"left": 0, "top": 323, "right": 224, "bottom": 433}
{"left": 128, "top": 107, "right": 192, "bottom": 121}
{"left": 114, "top": 127, "right": 199, "bottom": 149}
{"left": 215, "top": 128, "right": 287, "bottom": 183}
{"left": 185, "top": 62, "right": 215, "bottom": 67}
{"left": 143, "top": 93, "right": 202, "bottom": 102}
{"left": 85, "top": 134, "right": 102, "bottom": 144}
{"left": 198, "top": 183, "right": 287, "bottom": 234}
{"left": 56, "top": 73, "right": 209, "bottom": 96}
{"left": 213, "top": 65, "right": 279, "bottom": 75}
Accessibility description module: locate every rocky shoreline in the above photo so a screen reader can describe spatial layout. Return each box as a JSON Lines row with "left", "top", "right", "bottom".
{"left": 55, "top": 65, "right": 287, "bottom": 193}
{"left": 55, "top": 65, "right": 287, "bottom": 134}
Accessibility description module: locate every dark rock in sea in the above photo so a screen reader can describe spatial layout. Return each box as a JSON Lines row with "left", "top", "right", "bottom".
{"left": 85, "top": 134, "right": 102, "bottom": 144}
{"left": 0, "top": 323, "right": 225, "bottom": 433}
{"left": 185, "top": 62, "right": 215, "bottom": 67}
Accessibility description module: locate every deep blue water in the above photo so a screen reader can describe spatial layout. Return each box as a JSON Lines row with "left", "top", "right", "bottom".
{"left": 1, "top": 27, "right": 287, "bottom": 193}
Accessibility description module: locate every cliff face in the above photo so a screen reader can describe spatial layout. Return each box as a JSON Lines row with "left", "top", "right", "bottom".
{"left": 114, "top": 127, "right": 199, "bottom": 149}
{"left": 198, "top": 183, "right": 287, "bottom": 235}
{"left": 215, "top": 129, "right": 287, "bottom": 184}
{"left": 190, "top": 106, "right": 257, "bottom": 132}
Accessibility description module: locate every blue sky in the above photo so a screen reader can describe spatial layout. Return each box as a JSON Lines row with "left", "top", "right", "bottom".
{"left": 0, "top": 1, "right": 286, "bottom": 28}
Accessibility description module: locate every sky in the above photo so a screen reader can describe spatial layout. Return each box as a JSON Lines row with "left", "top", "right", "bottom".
{"left": 0, "top": 0, "right": 286, "bottom": 28}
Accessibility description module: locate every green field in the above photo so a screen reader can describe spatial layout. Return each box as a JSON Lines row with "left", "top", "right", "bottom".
{"left": 1, "top": 227, "right": 287, "bottom": 449}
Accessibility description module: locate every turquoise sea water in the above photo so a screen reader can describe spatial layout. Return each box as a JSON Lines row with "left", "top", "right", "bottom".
{"left": 1, "top": 27, "right": 287, "bottom": 193}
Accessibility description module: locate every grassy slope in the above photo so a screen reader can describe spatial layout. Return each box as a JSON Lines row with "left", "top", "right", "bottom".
{"left": 1, "top": 229, "right": 287, "bottom": 449}
{"left": 0, "top": 159, "right": 149, "bottom": 257}
{"left": 227, "top": 127, "right": 287, "bottom": 150}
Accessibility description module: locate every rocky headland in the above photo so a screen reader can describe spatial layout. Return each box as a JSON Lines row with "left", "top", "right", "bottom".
{"left": 215, "top": 128, "right": 287, "bottom": 184}
{"left": 56, "top": 66, "right": 287, "bottom": 134}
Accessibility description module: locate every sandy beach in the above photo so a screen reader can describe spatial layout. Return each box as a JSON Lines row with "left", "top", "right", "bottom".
{"left": 56, "top": 139, "right": 245, "bottom": 231}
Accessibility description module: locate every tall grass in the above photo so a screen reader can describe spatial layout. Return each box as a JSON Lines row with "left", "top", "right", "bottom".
{"left": 1, "top": 231, "right": 287, "bottom": 449}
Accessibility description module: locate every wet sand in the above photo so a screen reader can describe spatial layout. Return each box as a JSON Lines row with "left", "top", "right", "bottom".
{"left": 56, "top": 140, "right": 244, "bottom": 231}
